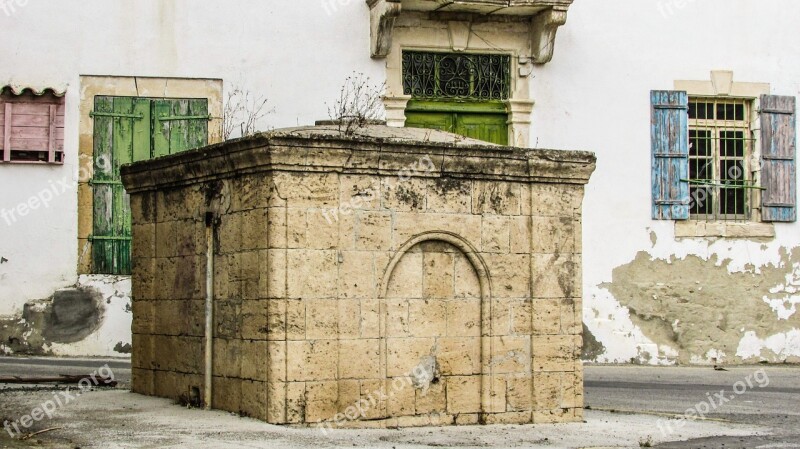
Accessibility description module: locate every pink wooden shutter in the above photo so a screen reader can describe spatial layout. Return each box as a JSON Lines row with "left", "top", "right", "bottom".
{"left": 0, "top": 90, "right": 65, "bottom": 164}
{"left": 1, "top": 100, "right": 10, "bottom": 162}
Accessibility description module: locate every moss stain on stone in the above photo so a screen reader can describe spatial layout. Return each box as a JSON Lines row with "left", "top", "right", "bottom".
{"left": 394, "top": 184, "right": 425, "bottom": 209}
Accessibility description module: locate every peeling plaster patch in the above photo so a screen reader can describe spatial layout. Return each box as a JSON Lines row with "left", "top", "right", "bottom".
{"left": 691, "top": 348, "right": 728, "bottom": 365}
{"left": 44, "top": 288, "right": 103, "bottom": 343}
{"left": 583, "top": 288, "right": 668, "bottom": 364}
{"left": 762, "top": 262, "right": 800, "bottom": 320}
{"left": 762, "top": 296, "right": 800, "bottom": 320}
{"left": 0, "top": 287, "right": 103, "bottom": 354}
{"left": 48, "top": 275, "right": 133, "bottom": 357}
{"left": 0, "top": 275, "right": 133, "bottom": 357}
{"left": 603, "top": 248, "right": 800, "bottom": 364}
{"left": 736, "top": 329, "right": 800, "bottom": 362}
{"left": 646, "top": 228, "right": 786, "bottom": 274}
{"left": 581, "top": 323, "right": 606, "bottom": 361}
{"left": 649, "top": 230, "right": 657, "bottom": 247}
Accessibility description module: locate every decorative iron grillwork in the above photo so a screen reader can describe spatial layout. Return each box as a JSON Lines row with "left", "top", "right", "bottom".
{"left": 402, "top": 51, "right": 511, "bottom": 100}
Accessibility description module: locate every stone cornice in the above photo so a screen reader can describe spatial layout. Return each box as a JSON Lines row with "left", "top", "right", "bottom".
{"left": 121, "top": 132, "right": 595, "bottom": 194}
{"left": 367, "top": 0, "right": 574, "bottom": 63}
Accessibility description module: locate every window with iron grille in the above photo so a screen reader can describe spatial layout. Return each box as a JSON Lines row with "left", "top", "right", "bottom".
{"left": 652, "top": 90, "right": 795, "bottom": 224}
{"left": 402, "top": 51, "right": 511, "bottom": 101}
{"left": 401, "top": 51, "right": 511, "bottom": 145}
{"left": 687, "top": 97, "right": 756, "bottom": 221}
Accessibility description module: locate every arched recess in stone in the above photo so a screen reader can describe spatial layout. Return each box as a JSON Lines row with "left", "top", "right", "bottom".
{"left": 378, "top": 231, "right": 493, "bottom": 420}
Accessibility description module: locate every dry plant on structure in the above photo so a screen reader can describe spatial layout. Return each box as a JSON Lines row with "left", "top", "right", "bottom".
{"left": 327, "top": 72, "right": 386, "bottom": 135}
{"left": 223, "top": 85, "right": 274, "bottom": 140}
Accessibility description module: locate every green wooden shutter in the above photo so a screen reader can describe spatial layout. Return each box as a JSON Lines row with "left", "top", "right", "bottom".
{"left": 92, "top": 96, "right": 208, "bottom": 274}
{"left": 92, "top": 97, "right": 151, "bottom": 274}
{"left": 153, "top": 98, "right": 209, "bottom": 157}
{"left": 760, "top": 95, "right": 797, "bottom": 222}
{"left": 651, "top": 90, "right": 690, "bottom": 220}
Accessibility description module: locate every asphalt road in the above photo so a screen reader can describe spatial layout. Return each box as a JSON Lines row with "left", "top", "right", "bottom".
{"left": 585, "top": 365, "right": 800, "bottom": 448}
{"left": 1, "top": 358, "right": 798, "bottom": 448}
{"left": 0, "top": 356, "right": 132, "bottom": 389}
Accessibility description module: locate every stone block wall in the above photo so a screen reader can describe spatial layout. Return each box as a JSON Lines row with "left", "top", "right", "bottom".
{"left": 122, "top": 126, "right": 595, "bottom": 427}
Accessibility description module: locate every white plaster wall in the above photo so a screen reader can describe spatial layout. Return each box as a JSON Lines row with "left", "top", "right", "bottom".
{"left": 0, "top": 0, "right": 799, "bottom": 360}
{"left": 0, "top": 163, "right": 79, "bottom": 315}
{"left": 532, "top": 0, "right": 800, "bottom": 364}
{"left": 0, "top": 0, "right": 383, "bottom": 343}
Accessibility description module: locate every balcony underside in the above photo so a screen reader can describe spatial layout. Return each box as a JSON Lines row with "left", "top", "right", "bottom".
{"left": 367, "top": 0, "right": 574, "bottom": 62}
{"left": 402, "top": 0, "right": 572, "bottom": 15}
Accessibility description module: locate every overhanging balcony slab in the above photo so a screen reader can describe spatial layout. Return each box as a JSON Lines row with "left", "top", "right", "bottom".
{"left": 367, "top": 0, "right": 574, "bottom": 62}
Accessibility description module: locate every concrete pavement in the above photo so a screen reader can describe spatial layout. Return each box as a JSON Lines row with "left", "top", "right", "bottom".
{"left": 0, "top": 358, "right": 797, "bottom": 448}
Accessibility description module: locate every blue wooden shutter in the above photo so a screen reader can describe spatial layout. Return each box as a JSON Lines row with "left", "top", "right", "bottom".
{"left": 651, "top": 90, "right": 690, "bottom": 220}
{"left": 760, "top": 95, "right": 797, "bottom": 222}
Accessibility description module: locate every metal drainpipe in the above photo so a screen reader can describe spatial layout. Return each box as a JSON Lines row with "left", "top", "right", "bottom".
{"left": 204, "top": 212, "right": 215, "bottom": 410}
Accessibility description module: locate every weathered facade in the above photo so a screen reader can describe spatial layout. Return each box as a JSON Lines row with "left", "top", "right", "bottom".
{"left": 120, "top": 125, "right": 595, "bottom": 425}
{"left": 1, "top": 0, "right": 799, "bottom": 366}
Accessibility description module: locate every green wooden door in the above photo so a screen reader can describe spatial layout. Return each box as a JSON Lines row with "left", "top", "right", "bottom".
{"left": 92, "top": 96, "right": 208, "bottom": 275}
{"left": 455, "top": 113, "right": 508, "bottom": 146}
{"left": 405, "top": 111, "right": 455, "bottom": 133}
{"left": 404, "top": 101, "right": 509, "bottom": 145}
